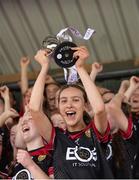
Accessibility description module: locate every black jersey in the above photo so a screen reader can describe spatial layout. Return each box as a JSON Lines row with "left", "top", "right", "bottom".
{"left": 127, "top": 113, "right": 139, "bottom": 178}
{"left": 0, "top": 170, "right": 8, "bottom": 179}
{"left": 102, "top": 115, "right": 134, "bottom": 179}
{"left": 52, "top": 121, "right": 114, "bottom": 179}
{"left": 113, "top": 113, "right": 138, "bottom": 179}
{"left": 11, "top": 144, "right": 53, "bottom": 179}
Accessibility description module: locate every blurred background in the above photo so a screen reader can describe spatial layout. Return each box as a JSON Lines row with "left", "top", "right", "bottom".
{"left": 1, "top": 0, "right": 139, "bottom": 90}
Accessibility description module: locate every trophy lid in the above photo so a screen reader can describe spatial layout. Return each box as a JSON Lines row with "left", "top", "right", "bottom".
{"left": 41, "top": 35, "right": 60, "bottom": 51}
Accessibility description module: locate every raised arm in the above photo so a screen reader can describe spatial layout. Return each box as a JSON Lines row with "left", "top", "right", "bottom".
{"left": 107, "top": 92, "right": 129, "bottom": 132}
{"left": 0, "top": 108, "right": 19, "bottom": 127}
{"left": 73, "top": 46, "right": 107, "bottom": 134}
{"left": 20, "top": 57, "right": 30, "bottom": 95}
{"left": 107, "top": 77, "right": 139, "bottom": 133}
{"left": 0, "top": 86, "right": 19, "bottom": 128}
{"left": 0, "top": 86, "right": 10, "bottom": 111}
{"left": 124, "top": 76, "right": 139, "bottom": 102}
{"left": 90, "top": 62, "right": 103, "bottom": 82}
{"left": 29, "top": 50, "right": 52, "bottom": 142}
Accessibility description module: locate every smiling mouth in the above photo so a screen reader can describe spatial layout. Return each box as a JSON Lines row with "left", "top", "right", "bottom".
{"left": 66, "top": 112, "right": 76, "bottom": 117}
{"left": 22, "top": 127, "right": 30, "bottom": 133}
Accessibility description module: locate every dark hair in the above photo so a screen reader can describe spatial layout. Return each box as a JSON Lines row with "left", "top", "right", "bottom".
{"left": 58, "top": 84, "right": 88, "bottom": 103}
{"left": 58, "top": 84, "right": 92, "bottom": 125}
{"left": 43, "top": 82, "right": 61, "bottom": 98}
{"left": 121, "top": 102, "right": 131, "bottom": 117}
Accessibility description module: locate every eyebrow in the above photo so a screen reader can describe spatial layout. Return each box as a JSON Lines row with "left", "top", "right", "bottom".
{"left": 60, "top": 96, "right": 83, "bottom": 99}
{"left": 101, "top": 91, "right": 114, "bottom": 96}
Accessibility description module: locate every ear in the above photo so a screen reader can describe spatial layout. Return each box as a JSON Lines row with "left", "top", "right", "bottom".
{"left": 84, "top": 102, "right": 92, "bottom": 112}
{"left": 84, "top": 102, "right": 90, "bottom": 112}
{"left": 84, "top": 102, "right": 94, "bottom": 118}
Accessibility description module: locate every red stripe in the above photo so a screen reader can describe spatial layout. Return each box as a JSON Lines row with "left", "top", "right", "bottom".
{"left": 92, "top": 121, "right": 111, "bottom": 143}
{"left": 119, "top": 114, "right": 133, "bottom": 139}
{"left": 29, "top": 144, "right": 50, "bottom": 156}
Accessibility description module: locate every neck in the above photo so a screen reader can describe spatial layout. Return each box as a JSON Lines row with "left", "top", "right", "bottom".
{"left": 67, "top": 121, "right": 86, "bottom": 132}
{"left": 13, "top": 146, "right": 18, "bottom": 160}
{"left": 26, "top": 137, "right": 44, "bottom": 151}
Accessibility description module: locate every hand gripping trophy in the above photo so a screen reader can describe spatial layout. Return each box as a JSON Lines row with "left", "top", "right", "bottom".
{"left": 41, "top": 27, "right": 95, "bottom": 84}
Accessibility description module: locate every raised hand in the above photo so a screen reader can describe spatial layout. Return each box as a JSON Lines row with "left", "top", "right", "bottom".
{"left": 72, "top": 46, "right": 89, "bottom": 68}
{"left": 5, "top": 108, "right": 19, "bottom": 119}
{"left": 0, "top": 85, "right": 9, "bottom": 100}
{"left": 124, "top": 76, "right": 139, "bottom": 102}
{"left": 0, "top": 108, "right": 19, "bottom": 127}
{"left": 118, "top": 79, "right": 130, "bottom": 94}
{"left": 90, "top": 62, "right": 103, "bottom": 81}
{"left": 20, "top": 57, "right": 30, "bottom": 68}
{"left": 129, "top": 76, "right": 139, "bottom": 91}
{"left": 34, "top": 49, "right": 50, "bottom": 67}
{"left": 92, "top": 62, "right": 103, "bottom": 73}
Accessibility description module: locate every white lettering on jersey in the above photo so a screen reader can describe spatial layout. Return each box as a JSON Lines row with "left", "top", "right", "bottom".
{"left": 106, "top": 144, "right": 112, "bottom": 160}
{"left": 66, "top": 146, "right": 97, "bottom": 162}
{"left": 66, "top": 147, "right": 76, "bottom": 160}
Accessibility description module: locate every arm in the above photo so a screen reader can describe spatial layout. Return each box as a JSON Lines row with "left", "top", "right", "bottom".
{"left": 20, "top": 57, "right": 30, "bottom": 95}
{"left": 107, "top": 77, "right": 139, "bottom": 132}
{"left": 29, "top": 50, "right": 52, "bottom": 142}
{"left": 0, "top": 108, "right": 19, "bottom": 127}
{"left": 17, "top": 149, "right": 51, "bottom": 179}
{"left": 124, "top": 76, "right": 139, "bottom": 102}
{"left": 73, "top": 46, "right": 107, "bottom": 134}
{"left": 90, "top": 62, "right": 103, "bottom": 82}
{"left": 0, "top": 86, "right": 10, "bottom": 111}
{"left": 118, "top": 79, "right": 130, "bottom": 95}
{"left": 107, "top": 93, "right": 129, "bottom": 132}
{"left": 0, "top": 86, "right": 18, "bottom": 128}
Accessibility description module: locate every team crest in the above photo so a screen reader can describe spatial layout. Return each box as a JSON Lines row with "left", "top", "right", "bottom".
{"left": 38, "top": 155, "right": 46, "bottom": 161}
{"left": 85, "top": 129, "right": 91, "bottom": 138}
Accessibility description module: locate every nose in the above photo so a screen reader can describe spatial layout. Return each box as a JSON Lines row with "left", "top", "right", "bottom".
{"left": 21, "top": 118, "right": 28, "bottom": 126}
{"left": 66, "top": 100, "right": 73, "bottom": 108}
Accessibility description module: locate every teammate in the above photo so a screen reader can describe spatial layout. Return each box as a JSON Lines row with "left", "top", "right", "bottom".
{"left": 29, "top": 46, "right": 114, "bottom": 178}
{"left": 12, "top": 109, "right": 54, "bottom": 179}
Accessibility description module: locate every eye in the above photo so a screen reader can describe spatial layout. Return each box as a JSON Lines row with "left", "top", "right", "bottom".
{"left": 60, "top": 99, "right": 67, "bottom": 104}
{"left": 73, "top": 98, "right": 80, "bottom": 102}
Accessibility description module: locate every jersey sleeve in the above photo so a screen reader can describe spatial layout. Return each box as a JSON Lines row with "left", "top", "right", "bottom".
{"left": 118, "top": 114, "right": 133, "bottom": 139}
{"left": 92, "top": 121, "right": 111, "bottom": 143}
{"left": 48, "top": 166, "right": 54, "bottom": 176}
{"left": 47, "top": 126, "right": 56, "bottom": 150}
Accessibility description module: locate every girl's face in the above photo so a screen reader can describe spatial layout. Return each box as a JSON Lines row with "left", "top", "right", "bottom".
{"left": 98, "top": 87, "right": 114, "bottom": 103}
{"left": 59, "top": 87, "right": 86, "bottom": 131}
{"left": 20, "top": 111, "right": 40, "bottom": 143}
{"left": 24, "top": 87, "right": 33, "bottom": 105}
{"left": 10, "top": 124, "right": 18, "bottom": 147}
{"left": 45, "top": 84, "right": 60, "bottom": 111}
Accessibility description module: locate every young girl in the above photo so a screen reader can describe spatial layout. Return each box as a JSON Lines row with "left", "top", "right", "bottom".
{"left": 104, "top": 76, "right": 139, "bottom": 178}
{"left": 11, "top": 109, "right": 54, "bottom": 179}
{"left": 29, "top": 46, "right": 113, "bottom": 179}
